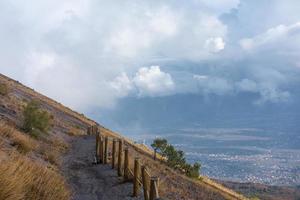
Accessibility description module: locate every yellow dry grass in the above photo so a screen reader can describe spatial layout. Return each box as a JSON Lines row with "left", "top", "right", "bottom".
{"left": 200, "top": 176, "right": 248, "bottom": 200}
{"left": 67, "top": 126, "right": 86, "bottom": 136}
{"left": 0, "top": 122, "right": 38, "bottom": 154}
{"left": 0, "top": 153, "right": 70, "bottom": 200}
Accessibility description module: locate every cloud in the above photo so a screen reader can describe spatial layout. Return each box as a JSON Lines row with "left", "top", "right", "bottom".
{"left": 196, "top": 0, "right": 240, "bottom": 14}
{"left": 0, "top": 0, "right": 300, "bottom": 112}
{"left": 240, "top": 22, "right": 300, "bottom": 51}
{"left": 0, "top": 0, "right": 235, "bottom": 111}
{"left": 133, "top": 66, "right": 175, "bottom": 97}
{"left": 192, "top": 69, "right": 292, "bottom": 104}
{"left": 205, "top": 37, "right": 225, "bottom": 53}
{"left": 194, "top": 75, "right": 233, "bottom": 95}
{"left": 236, "top": 79, "right": 257, "bottom": 92}
{"left": 109, "top": 66, "right": 175, "bottom": 98}
{"left": 109, "top": 73, "right": 133, "bottom": 97}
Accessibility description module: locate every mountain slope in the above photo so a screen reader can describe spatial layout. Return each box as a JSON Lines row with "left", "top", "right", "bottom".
{"left": 0, "top": 73, "right": 245, "bottom": 200}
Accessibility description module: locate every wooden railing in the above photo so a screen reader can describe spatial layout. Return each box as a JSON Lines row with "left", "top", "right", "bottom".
{"left": 90, "top": 126, "right": 160, "bottom": 200}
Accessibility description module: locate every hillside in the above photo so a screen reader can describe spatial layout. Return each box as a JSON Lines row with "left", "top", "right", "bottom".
{"left": 1, "top": 72, "right": 300, "bottom": 200}
{"left": 1, "top": 73, "right": 248, "bottom": 200}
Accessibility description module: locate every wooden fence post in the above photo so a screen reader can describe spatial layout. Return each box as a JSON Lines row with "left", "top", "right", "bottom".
{"left": 124, "top": 147, "right": 129, "bottom": 180}
{"left": 104, "top": 136, "right": 108, "bottom": 164}
{"left": 100, "top": 137, "right": 104, "bottom": 164}
{"left": 141, "top": 165, "right": 149, "bottom": 200}
{"left": 149, "top": 177, "right": 159, "bottom": 200}
{"left": 118, "top": 140, "right": 123, "bottom": 176}
{"left": 95, "top": 128, "right": 99, "bottom": 156}
{"left": 133, "top": 157, "right": 140, "bottom": 197}
{"left": 96, "top": 131, "right": 101, "bottom": 163}
{"left": 112, "top": 139, "right": 117, "bottom": 169}
{"left": 97, "top": 135, "right": 102, "bottom": 163}
{"left": 91, "top": 126, "right": 94, "bottom": 135}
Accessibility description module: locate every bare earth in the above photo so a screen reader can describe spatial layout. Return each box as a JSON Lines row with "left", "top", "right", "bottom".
{"left": 62, "top": 135, "right": 143, "bottom": 200}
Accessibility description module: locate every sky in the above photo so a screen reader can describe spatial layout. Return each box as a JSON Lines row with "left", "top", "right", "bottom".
{"left": 1, "top": 0, "right": 300, "bottom": 114}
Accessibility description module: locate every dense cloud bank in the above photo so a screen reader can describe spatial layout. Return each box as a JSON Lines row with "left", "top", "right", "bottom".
{"left": 0, "top": 0, "right": 300, "bottom": 111}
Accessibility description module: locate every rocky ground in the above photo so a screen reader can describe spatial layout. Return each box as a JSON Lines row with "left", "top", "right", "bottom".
{"left": 62, "top": 135, "right": 143, "bottom": 200}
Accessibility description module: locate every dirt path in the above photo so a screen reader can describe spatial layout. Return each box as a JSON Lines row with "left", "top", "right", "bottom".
{"left": 62, "top": 135, "right": 143, "bottom": 200}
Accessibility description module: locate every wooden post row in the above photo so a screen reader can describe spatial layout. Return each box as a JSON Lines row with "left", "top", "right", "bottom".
{"left": 149, "top": 177, "right": 159, "bottom": 200}
{"left": 112, "top": 139, "right": 117, "bottom": 169}
{"left": 133, "top": 157, "right": 140, "bottom": 197}
{"left": 124, "top": 148, "right": 129, "bottom": 181}
{"left": 141, "top": 166, "right": 149, "bottom": 200}
{"left": 118, "top": 140, "right": 123, "bottom": 176}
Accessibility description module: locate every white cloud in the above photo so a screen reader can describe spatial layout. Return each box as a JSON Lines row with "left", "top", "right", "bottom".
{"left": 109, "top": 72, "right": 133, "bottom": 97}
{"left": 205, "top": 37, "right": 225, "bottom": 53}
{"left": 147, "top": 6, "right": 178, "bottom": 36}
{"left": 133, "top": 66, "right": 174, "bottom": 96}
{"left": 240, "top": 22, "right": 300, "bottom": 51}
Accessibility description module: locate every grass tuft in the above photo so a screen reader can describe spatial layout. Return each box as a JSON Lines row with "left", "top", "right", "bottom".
{"left": 0, "top": 153, "right": 70, "bottom": 200}
{"left": 0, "top": 122, "right": 38, "bottom": 154}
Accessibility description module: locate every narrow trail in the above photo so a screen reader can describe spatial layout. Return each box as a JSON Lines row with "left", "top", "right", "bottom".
{"left": 62, "top": 135, "right": 143, "bottom": 200}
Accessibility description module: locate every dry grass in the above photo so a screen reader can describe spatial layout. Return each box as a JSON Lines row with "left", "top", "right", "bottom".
{"left": 67, "top": 126, "right": 86, "bottom": 136}
{"left": 39, "top": 145, "right": 61, "bottom": 166}
{"left": 0, "top": 83, "right": 9, "bottom": 95}
{"left": 0, "top": 122, "right": 69, "bottom": 166}
{"left": 200, "top": 176, "right": 248, "bottom": 200}
{"left": 0, "top": 122, "right": 38, "bottom": 154}
{"left": 0, "top": 153, "right": 70, "bottom": 200}
{"left": 41, "top": 137, "right": 69, "bottom": 166}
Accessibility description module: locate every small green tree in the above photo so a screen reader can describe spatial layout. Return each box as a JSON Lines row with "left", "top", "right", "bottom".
{"left": 151, "top": 138, "right": 201, "bottom": 178}
{"left": 164, "top": 145, "right": 186, "bottom": 169}
{"left": 151, "top": 138, "right": 168, "bottom": 160}
{"left": 185, "top": 162, "right": 201, "bottom": 178}
{"left": 23, "top": 100, "right": 51, "bottom": 137}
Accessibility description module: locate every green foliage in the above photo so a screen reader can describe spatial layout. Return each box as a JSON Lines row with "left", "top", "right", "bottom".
{"left": 23, "top": 101, "right": 51, "bottom": 137}
{"left": 151, "top": 138, "right": 168, "bottom": 160}
{"left": 185, "top": 162, "right": 201, "bottom": 178}
{"left": 0, "top": 83, "right": 9, "bottom": 95}
{"left": 151, "top": 138, "right": 201, "bottom": 178}
{"left": 164, "top": 145, "right": 186, "bottom": 169}
{"left": 151, "top": 138, "right": 167, "bottom": 154}
{"left": 249, "top": 197, "right": 260, "bottom": 200}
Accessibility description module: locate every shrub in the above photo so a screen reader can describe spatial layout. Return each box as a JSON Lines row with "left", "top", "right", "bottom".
{"left": 23, "top": 101, "right": 51, "bottom": 137}
{"left": 0, "top": 83, "right": 8, "bottom": 95}
{"left": 164, "top": 145, "right": 186, "bottom": 169}
{"left": 151, "top": 138, "right": 201, "bottom": 178}
{"left": 185, "top": 162, "right": 201, "bottom": 178}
